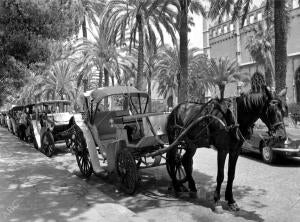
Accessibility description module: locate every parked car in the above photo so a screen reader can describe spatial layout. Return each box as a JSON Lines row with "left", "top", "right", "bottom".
{"left": 242, "top": 117, "right": 300, "bottom": 163}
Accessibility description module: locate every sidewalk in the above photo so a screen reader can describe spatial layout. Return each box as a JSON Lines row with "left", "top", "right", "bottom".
{"left": 0, "top": 127, "right": 147, "bottom": 222}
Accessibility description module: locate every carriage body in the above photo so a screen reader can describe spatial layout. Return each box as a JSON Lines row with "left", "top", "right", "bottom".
{"left": 30, "top": 100, "right": 73, "bottom": 157}
{"left": 0, "top": 111, "right": 8, "bottom": 127}
{"left": 9, "top": 105, "right": 25, "bottom": 136}
{"left": 72, "top": 86, "right": 169, "bottom": 193}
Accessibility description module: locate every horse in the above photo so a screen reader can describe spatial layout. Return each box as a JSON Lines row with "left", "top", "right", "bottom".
{"left": 150, "top": 86, "right": 287, "bottom": 212}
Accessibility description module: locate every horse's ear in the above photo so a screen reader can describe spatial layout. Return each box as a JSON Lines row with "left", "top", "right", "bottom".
{"left": 264, "top": 86, "right": 273, "bottom": 101}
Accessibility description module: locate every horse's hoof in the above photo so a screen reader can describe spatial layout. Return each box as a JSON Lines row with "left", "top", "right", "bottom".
{"left": 214, "top": 201, "right": 223, "bottom": 214}
{"left": 228, "top": 202, "right": 240, "bottom": 211}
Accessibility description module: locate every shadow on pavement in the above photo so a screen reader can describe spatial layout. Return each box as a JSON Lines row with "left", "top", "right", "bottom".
{"left": 0, "top": 128, "right": 118, "bottom": 222}
{"left": 84, "top": 164, "right": 266, "bottom": 222}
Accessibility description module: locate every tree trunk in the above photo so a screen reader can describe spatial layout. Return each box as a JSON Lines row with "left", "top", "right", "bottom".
{"left": 82, "top": 16, "right": 87, "bottom": 38}
{"left": 104, "top": 68, "right": 109, "bottom": 107}
{"left": 265, "top": 66, "right": 273, "bottom": 88}
{"left": 147, "top": 75, "right": 152, "bottom": 112}
{"left": 274, "top": 0, "right": 287, "bottom": 95}
{"left": 136, "top": 14, "right": 144, "bottom": 90}
{"left": 111, "top": 76, "right": 115, "bottom": 86}
{"left": 219, "top": 84, "right": 225, "bottom": 100}
{"left": 104, "top": 68, "right": 109, "bottom": 87}
{"left": 83, "top": 79, "right": 88, "bottom": 92}
{"left": 98, "top": 69, "right": 103, "bottom": 87}
{"left": 178, "top": 1, "right": 189, "bottom": 103}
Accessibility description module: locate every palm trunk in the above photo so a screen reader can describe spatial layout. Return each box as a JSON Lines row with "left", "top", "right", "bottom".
{"left": 136, "top": 14, "right": 144, "bottom": 90}
{"left": 104, "top": 68, "right": 109, "bottom": 87}
{"left": 265, "top": 66, "right": 273, "bottom": 88}
{"left": 98, "top": 69, "right": 103, "bottom": 87}
{"left": 274, "top": 0, "right": 287, "bottom": 95}
{"left": 111, "top": 76, "right": 115, "bottom": 86}
{"left": 147, "top": 75, "right": 152, "bottom": 112}
{"left": 219, "top": 84, "right": 225, "bottom": 100}
{"left": 82, "top": 16, "right": 87, "bottom": 38}
{"left": 83, "top": 79, "right": 88, "bottom": 92}
{"left": 178, "top": 1, "right": 189, "bottom": 103}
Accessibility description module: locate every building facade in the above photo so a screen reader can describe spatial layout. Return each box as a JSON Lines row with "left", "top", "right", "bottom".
{"left": 203, "top": 1, "right": 300, "bottom": 103}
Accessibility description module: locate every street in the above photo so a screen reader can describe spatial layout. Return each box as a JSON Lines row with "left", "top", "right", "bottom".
{"left": 0, "top": 126, "right": 300, "bottom": 222}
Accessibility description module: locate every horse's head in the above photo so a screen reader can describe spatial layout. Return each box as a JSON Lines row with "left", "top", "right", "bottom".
{"left": 260, "top": 87, "right": 287, "bottom": 141}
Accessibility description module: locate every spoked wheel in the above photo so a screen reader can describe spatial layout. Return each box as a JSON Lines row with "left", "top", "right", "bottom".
{"left": 73, "top": 136, "right": 93, "bottom": 178}
{"left": 261, "top": 146, "right": 276, "bottom": 164}
{"left": 41, "top": 131, "right": 55, "bottom": 157}
{"left": 166, "top": 145, "right": 187, "bottom": 184}
{"left": 116, "top": 149, "right": 138, "bottom": 195}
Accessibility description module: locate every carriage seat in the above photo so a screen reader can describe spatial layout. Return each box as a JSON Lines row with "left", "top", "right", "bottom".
{"left": 94, "top": 110, "right": 130, "bottom": 140}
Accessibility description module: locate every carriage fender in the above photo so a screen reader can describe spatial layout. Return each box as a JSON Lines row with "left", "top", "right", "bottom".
{"left": 73, "top": 119, "right": 102, "bottom": 174}
{"left": 31, "top": 120, "right": 42, "bottom": 149}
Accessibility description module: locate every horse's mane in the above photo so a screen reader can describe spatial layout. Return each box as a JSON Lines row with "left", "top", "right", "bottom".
{"left": 238, "top": 92, "right": 267, "bottom": 110}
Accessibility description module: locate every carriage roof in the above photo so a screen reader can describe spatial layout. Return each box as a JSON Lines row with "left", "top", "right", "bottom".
{"left": 36, "top": 100, "right": 71, "bottom": 106}
{"left": 10, "top": 105, "right": 24, "bottom": 111}
{"left": 87, "top": 86, "right": 148, "bottom": 102}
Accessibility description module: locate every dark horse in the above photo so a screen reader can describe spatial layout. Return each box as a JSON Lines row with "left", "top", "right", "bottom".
{"left": 150, "top": 86, "right": 287, "bottom": 212}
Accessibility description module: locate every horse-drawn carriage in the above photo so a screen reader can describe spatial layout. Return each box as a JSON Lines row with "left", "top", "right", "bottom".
{"left": 0, "top": 111, "right": 7, "bottom": 127}
{"left": 67, "top": 86, "right": 178, "bottom": 194}
{"left": 31, "top": 100, "right": 74, "bottom": 157}
{"left": 8, "top": 105, "right": 25, "bottom": 138}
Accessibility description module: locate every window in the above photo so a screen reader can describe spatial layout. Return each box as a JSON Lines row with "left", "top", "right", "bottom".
{"left": 213, "top": 30, "right": 216, "bottom": 37}
{"left": 224, "top": 25, "right": 228, "bottom": 33}
{"left": 257, "top": 12, "right": 262, "bottom": 21}
{"left": 243, "top": 18, "right": 247, "bottom": 26}
{"left": 218, "top": 27, "right": 222, "bottom": 35}
{"left": 249, "top": 15, "right": 254, "bottom": 24}
{"left": 230, "top": 24, "right": 234, "bottom": 31}
{"left": 293, "top": 0, "right": 299, "bottom": 8}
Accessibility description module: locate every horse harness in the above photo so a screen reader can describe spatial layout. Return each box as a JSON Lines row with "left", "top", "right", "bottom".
{"left": 173, "top": 99, "right": 240, "bottom": 143}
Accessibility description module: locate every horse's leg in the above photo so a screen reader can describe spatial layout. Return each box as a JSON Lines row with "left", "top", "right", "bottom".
{"left": 182, "top": 143, "right": 197, "bottom": 193}
{"left": 225, "top": 149, "right": 240, "bottom": 211}
{"left": 166, "top": 148, "right": 182, "bottom": 192}
{"left": 214, "top": 149, "right": 227, "bottom": 212}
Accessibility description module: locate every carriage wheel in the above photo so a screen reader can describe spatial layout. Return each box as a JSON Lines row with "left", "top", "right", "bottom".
{"left": 74, "top": 136, "right": 93, "bottom": 178}
{"left": 166, "top": 145, "right": 187, "bottom": 184}
{"left": 41, "top": 132, "right": 55, "bottom": 157}
{"left": 116, "top": 149, "right": 138, "bottom": 195}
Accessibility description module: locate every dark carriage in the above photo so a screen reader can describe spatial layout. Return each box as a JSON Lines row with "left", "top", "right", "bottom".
{"left": 31, "top": 100, "right": 74, "bottom": 157}
{"left": 9, "top": 105, "right": 25, "bottom": 137}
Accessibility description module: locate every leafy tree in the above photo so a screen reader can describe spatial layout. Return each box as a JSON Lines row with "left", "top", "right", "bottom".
{"left": 154, "top": 45, "right": 208, "bottom": 105}
{"left": 103, "top": 0, "right": 177, "bottom": 90}
{"left": 41, "top": 61, "right": 77, "bottom": 100}
{"left": 74, "top": 23, "right": 123, "bottom": 90}
{"left": 200, "top": 57, "right": 250, "bottom": 99}
{"left": 0, "top": 0, "right": 84, "bottom": 104}
{"left": 162, "top": 0, "right": 206, "bottom": 103}
{"left": 208, "top": 0, "right": 299, "bottom": 96}
{"left": 246, "top": 22, "right": 274, "bottom": 88}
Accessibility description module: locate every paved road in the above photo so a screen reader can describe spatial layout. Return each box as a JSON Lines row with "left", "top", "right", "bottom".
{"left": 1, "top": 126, "right": 300, "bottom": 222}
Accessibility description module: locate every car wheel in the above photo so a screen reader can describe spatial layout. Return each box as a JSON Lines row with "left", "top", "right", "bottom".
{"left": 261, "top": 146, "right": 276, "bottom": 164}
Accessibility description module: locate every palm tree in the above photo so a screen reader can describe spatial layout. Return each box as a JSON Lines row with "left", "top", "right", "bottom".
{"left": 161, "top": 0, "right": 206, "bottom": 103}
{"left": 154, "top": 45, "right": 208, "bottom": 106}
{"left": 208, "top": 0, "right": 296, "bottom": 96}
{"left": 41, "top": 61, "right": 76, "bottom": 100}
{"left": 246, "top": 22, "right": 274, "bottom": 88}
{"left": 74, "top": 23, "right": 122, "bottom": 90}
{"left": 103, "top": 0, "right": 177, "bottom": 90}
{"left": 201, "top": 57, "right": 250, "bottom": 99}
{"left": 80, "top": 0, "right": 105, "bottom": 38}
